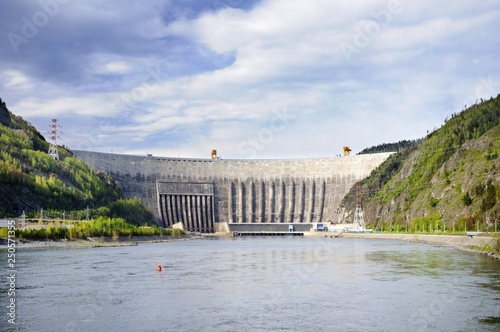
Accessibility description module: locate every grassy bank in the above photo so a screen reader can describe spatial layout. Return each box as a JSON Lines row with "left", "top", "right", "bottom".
{"left": 0, "top": 217, "right": 185, "bottom": 241}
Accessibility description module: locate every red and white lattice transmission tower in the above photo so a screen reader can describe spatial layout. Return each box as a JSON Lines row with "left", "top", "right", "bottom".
{"left": 48, "top": 119, "right": 60, "bottom": 160}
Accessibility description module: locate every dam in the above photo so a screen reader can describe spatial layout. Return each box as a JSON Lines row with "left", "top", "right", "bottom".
{"left": 74, "top": 151, "right": 391, "bottom": 232}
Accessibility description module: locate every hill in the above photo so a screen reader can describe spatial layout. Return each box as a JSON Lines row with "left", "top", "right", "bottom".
{"left": 341, "top": 94, "right": 500, "bottom": 232}
{"left": 358, "top": 139, "right": 423, "bottom": 155}
{"left": 0, "top": 98, "right": 152, "bottom": 224}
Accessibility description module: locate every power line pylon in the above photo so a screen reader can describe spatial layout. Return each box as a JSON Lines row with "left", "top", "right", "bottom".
{"left": 48, "top": 119, "right": 60, "bottom": 160}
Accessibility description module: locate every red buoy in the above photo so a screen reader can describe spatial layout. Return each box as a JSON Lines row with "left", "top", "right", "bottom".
{"left": 157, "top": 263, "right": 162, "bottom": 272}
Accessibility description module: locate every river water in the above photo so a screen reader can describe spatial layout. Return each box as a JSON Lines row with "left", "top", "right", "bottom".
{"left": 1, "top": 237, "right": 499, "bottom": 331}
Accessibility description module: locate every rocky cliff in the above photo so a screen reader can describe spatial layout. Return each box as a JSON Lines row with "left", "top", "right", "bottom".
{"left": 342, "top": 95, "right": 500, "bottom": 232}
{"left": 0, "top": 98, "right": 12, "bottom": 128}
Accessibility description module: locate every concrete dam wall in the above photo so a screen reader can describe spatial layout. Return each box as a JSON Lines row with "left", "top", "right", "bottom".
{"left": 74, "top": 151, "right": 391, "bottom": 232}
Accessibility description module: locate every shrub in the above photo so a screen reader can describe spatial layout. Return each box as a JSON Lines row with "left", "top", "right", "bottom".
{"left": 170, "top": 228, "right": 184, "bottom": 236}
{"left": 494, "top": 238, "right": 500, "bottom": 254}
{"left": 462, "top": 191, "right": 473, "bottom": 206}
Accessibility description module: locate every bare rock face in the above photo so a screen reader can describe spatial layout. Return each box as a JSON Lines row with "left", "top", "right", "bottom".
{"left": 0, "top": 98, "right": 13, "bottom": 128}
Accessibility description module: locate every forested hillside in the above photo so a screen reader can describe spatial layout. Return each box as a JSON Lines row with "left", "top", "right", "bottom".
{"left": 358, "top": 139, "right": 423, "bottom": 155}
{"left": 0, "top": 98, "right": 152, "bottom": 224}
{"left": 342, "top": 95, "right": 500, "bottom": 232}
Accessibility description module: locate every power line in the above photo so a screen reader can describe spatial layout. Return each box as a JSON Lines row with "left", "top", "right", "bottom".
{"left": 0, "top": 182, "right": 39, "bottom": 211}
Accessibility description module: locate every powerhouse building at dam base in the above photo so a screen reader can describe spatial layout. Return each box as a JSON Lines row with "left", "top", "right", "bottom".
{"left": 74, "top": 151, "right": 392, "bottom": 233}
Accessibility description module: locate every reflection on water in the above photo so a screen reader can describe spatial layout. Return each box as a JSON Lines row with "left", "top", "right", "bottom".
{"left": 1, "top": 237, "right": 499, "bottom": 331}
{"left": 480, "top": 316, "right": 500, "bottom": 325}
{"left": 367, "top": 247, "right": 460, "bottom": 278}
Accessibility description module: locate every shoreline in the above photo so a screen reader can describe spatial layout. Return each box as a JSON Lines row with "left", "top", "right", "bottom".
{"left": 2, "top": 233, "right": 499, "bottom": 259}
{"left": 337, "top": 232, "right": 500, "bottom": 259}
{"left": 0, "top": 234, "right": 201, "bottom": 249}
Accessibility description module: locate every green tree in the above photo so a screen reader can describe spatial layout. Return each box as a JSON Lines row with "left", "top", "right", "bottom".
{"left": 462, "top": 191, "right": 473, "bottom": 206}
{"left": 481, "top": 180, "right": 496, "bottom": 211}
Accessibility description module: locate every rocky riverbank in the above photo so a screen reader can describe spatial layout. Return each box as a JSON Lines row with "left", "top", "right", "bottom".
{"left": 339, "top": 232, "right": 500, "bottom": 259}
{"left": 0, "top": 234, "right": 200, "bottom": 249}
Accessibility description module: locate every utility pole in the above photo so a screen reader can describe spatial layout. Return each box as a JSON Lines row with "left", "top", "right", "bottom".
{"left": 86, "top": 206, "right": 90, "bottom": 221}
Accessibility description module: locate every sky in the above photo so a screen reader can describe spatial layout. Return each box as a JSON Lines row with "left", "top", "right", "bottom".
{"left": 1, "top": 0, "right": 499, "bottom": 159}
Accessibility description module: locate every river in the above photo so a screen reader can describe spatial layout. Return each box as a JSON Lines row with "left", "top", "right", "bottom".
{"left": 1, "top": 237, "right": 499, "bottom": 331}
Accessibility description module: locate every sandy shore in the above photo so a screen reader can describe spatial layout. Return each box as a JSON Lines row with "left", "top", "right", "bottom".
{"left": 0, "top": 234, "right": 200, "bottom": 249}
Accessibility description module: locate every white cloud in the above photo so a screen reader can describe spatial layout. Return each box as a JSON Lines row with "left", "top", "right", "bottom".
{"left": 12, "top": 95, "right": 115, "bottom": 118}
{"left": 1, "top": 0, "right": 499, "bottom": 158}
{"left": 3, "top": 71, "right": 34, "bottom": 90}
{"left": 95, "top": 61, "right": 133, "bottom": 74}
